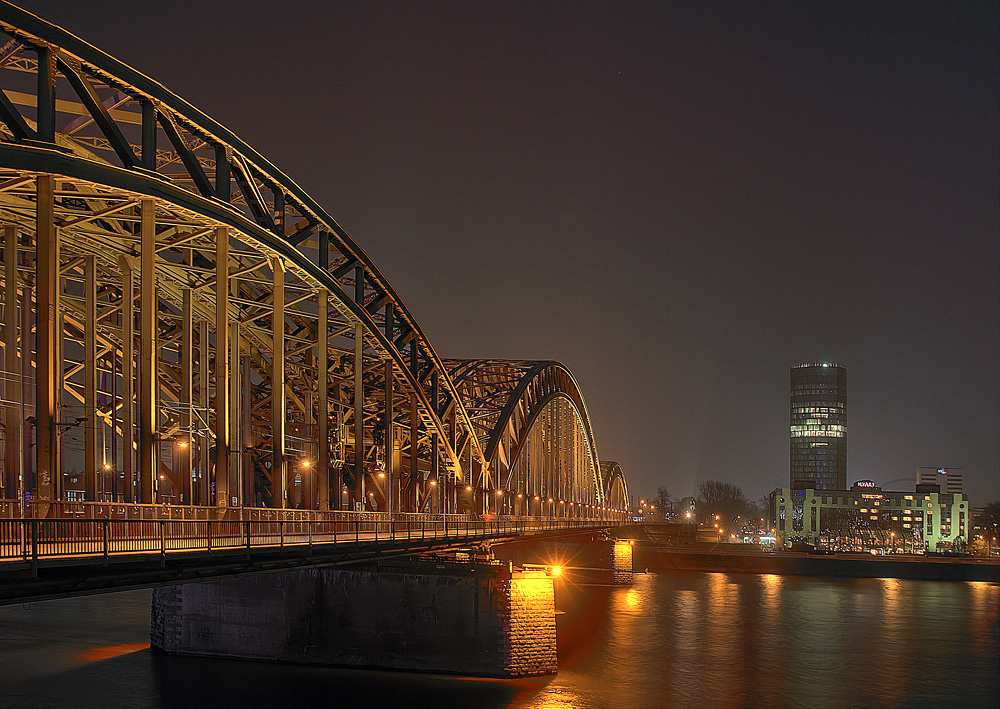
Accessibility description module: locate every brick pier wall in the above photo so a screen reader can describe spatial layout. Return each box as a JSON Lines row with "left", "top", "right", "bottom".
{"left": 150, "top": 563, "right": 556, "bottom": 677}
{"left": 612, "top": 541, "right": 634, "bottom": 585}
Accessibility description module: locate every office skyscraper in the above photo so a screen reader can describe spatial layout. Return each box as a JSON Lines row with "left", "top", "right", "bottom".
{"left": 790, "top": 363, "right": 847, "bottom": 490}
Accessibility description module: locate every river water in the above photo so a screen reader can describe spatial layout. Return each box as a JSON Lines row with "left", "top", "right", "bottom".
{"left": 0, "top": 572, "right": 996, "bottom": 708}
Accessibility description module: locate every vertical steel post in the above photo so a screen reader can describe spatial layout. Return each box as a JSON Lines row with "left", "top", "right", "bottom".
{"left": 241, "top": 353, "right": 251, "bottom": 507}
{"left": 139, "top": 200, "right": 157, "bottom": 503}
{"left": 84, "top": 255, "right": 97, "bottom": 501}
{"left": 197, "top": 321, "right": 209, "bottom": 505}
{"left": 214, "top": 227, "right": 229, "bottom": 506}
{"left": 120, "top": 258, "right": 134, "bottom": 503}
{"left": 384, "top": 359, "right": 393, "bottom": 513}
{"left": 20, "top": 285, "right": 30, "bottom": 498}
{"left": 4, "top": 225, "right": 19, "bottom": 500}
{"left": 181, "top": 289, "right": 192, "bottom": 504}
{"left": 271, "top": 257, "right": 285, "bottom": 508}
{"left": 409, "top": 393, "right": 417, "bottom": 513}
{"left": 431, "top": 433, "right": 439, "bottom": 514}
{"left": 229, "top": 320, "right": 240, "bottom": 507}
{"left": 353, "top": 322, "right": 363, "bottom": 509}
{"left": 317, "top": 289, "right": 329, "bottom": 510}
{"left": 34, "top": 175, "right": 57, "bottom": 505}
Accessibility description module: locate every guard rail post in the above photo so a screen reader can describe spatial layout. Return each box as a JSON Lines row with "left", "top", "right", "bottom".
{"left": 30, "top": 519, "right": 38, "bottom": 577}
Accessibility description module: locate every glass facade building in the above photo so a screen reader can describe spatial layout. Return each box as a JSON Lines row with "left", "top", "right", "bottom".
{"left": 790, "top": 363, "right": 846, "bottom": 490}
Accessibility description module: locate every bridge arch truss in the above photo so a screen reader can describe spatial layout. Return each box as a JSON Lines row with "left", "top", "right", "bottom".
{"left": 0, "top": 3, "right": 627, "bottom": 521}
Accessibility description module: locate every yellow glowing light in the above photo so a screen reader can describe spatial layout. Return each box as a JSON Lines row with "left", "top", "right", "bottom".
{"left": 466, "top": 486, "right": 473, "bottom": 491}
{"left": 177, "top": 441, "right": 188, "bottom": 448}
{"left": 301, "top": 460, "right": 312, "bottom": 468}
{"left": 496, "top": 490, "right": 503, "bottom": 496}
{"left": 377, "top": 472, "right": 385, "bottom": 478}
{"left": 535, "top": 496, "right": 540, "bottom": 500}
{"left": 517, "top": 493, "right": 523, "bottom": 498}
{"left": 429, "top": 480, "right": 437, "bottom": 486}
{"left": 103, "top": 463, "right": 111, "bottom": 470}
{"left": 551, "top": 567, "right": 561, "bottom": 575}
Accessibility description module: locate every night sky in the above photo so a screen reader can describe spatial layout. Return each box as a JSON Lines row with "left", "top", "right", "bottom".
{"left": 15, "top": 1, "right": 999, "bottom": 504}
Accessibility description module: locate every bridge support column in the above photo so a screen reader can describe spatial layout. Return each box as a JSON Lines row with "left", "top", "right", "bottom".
{"left": 271, "top": 257, "right": 285, "bottom": 508}
{"left": 229, "top": 321, "right": 241, "bottom": 507}
{"left": 352, "top": 321, "right": 363, "bottom": 510}
{"left": 384, "top": 359, "right": 393, "bottom": 513}
{"left": 4, "top": 225, "right": 20, "bottom": 501}
{"left": 214, "top": 227, "right": 229, "bottom": 507}
{"left": 84, "top": 255, "right": 97, "bottom": 501}
{"left": 197, "top": 320, "right": 209, "bottom": 505}
{"left": 138, "top": 199, "right": 157, "bottom": 504}
{"left": 150, "top": 561, "right": 556, "bottom": 677}
{"left": 180, "top": 289, "right": 193, "bottom": 504}
{"left": 317, "top": 289, "right": 329, "bottom": 510}
{"left": 34, "top": 175, "right": 57, "bottom": 507}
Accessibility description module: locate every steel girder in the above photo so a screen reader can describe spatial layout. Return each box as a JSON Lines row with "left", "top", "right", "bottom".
{"left": 444, "top": 360, "right": 615, "bottom": 514}
{"left": 0, "top": 4, "right": 627, "bottom": 517}
{"left": 599, "top": 461, "right": 630, "bottom": 513}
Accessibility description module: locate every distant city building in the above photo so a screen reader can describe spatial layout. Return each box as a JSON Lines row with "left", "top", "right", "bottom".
{"left": 769, "top": 480, "right": 969, "bottom": 552}
{"left": 790, "top": 363, "right": 847, "bottom": 490}
{"left": 917, "top": 467, "right": 964, "bottom": 495}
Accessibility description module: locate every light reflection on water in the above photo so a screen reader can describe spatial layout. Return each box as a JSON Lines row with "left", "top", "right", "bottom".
{"left": 0, "top": 573, "right": 996, "bottom": 708}
{"left": 519, "top": 572, "right": 1000, "bottom": 709}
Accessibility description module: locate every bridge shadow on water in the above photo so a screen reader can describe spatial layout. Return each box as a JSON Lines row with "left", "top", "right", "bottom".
{"left": 2, "top": 645, "right": 555, "bottom": 709}
{"left": 0, "top": 587, "right": 558, "bottom": 709}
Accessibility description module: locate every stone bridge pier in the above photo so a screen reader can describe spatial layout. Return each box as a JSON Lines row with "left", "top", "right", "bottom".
{"left": 490, "top": 532, "right": 634, "bottom": 586}
{"left": 150, "top": 556, "right": 558, "bottom": 678}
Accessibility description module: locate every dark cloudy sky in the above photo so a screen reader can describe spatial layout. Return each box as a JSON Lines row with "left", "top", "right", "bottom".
{"left": 18, "top": 1, "right": 999, "bottom": 503}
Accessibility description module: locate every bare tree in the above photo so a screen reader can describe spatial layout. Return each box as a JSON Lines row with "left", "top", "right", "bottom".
{"left": 655, "top": 486, "right": 673, "bottom": 518}
{"left": 696, "top": 481, "right": 750, "bottom": 525}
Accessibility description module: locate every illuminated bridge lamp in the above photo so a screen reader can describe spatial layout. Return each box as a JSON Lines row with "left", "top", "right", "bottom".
{"left": 428, "top": 479, "right": 437, "bottom": 486}
{"left": 466, "top": 486, "right": 473, "bottom": 492}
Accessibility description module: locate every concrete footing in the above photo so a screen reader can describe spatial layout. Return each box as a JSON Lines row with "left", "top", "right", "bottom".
{"left": 150, "top": 560, "right": 557, "bottom": 677}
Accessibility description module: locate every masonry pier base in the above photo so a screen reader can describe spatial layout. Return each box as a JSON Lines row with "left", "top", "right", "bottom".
{"left": 492, "top": 533, "right": 634, "bottom": 586}
{"left": 150, "top": 557, "right": 557, "bottom": 678}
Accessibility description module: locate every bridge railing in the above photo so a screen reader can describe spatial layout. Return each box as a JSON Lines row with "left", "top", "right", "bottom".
{"left": 0, "top": 499, "right": 624, "bottom": 524}
{"left": 0, "top": 515, "right": 612, "bottom": 564}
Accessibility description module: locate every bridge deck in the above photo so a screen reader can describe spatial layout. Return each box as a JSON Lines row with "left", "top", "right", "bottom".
{"left": 0, "top": 516, "right": 612, "bottom": 604}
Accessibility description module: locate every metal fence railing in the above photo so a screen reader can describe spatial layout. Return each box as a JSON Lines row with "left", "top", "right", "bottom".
{"left": 0, "top": 515, "right": 610, "bottom": 564}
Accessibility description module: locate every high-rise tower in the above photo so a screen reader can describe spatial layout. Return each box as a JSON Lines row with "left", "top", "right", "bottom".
{"left": 790, "top": 363, "right": 847, "bottom": 490}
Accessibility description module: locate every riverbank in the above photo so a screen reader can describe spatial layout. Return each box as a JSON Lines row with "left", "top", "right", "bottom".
{"left": 634, "top": 545, "right": 1000, "bottom": 582}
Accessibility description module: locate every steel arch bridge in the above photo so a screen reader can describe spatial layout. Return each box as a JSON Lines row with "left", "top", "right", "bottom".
{"left": 0, "top": 3, "right": 628, "bottom": 522}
